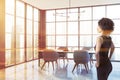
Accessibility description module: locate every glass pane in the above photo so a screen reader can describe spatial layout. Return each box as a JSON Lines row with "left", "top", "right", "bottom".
{"left": 56, "top": 36, "right": 66, "bottom": 46}
{"left": 80, "top": 36, "right": 92, "bottom": 47}
{"left": 34, "top": 48, "right": 38, "bottom": 58}
{"left": 27, "top": 5, "right": 32, "bottom": 19}
{"left": 27, "top": 20, "right": 32, "bottom": 34}
{"left": 68, "top": 22, "right": 78, "bottom": 34}
{"left": 93, "top": 20, "right": 99, "bottom": 34}
{"left": 33, "top": 21, "right": 38, "bottom": 63}
{"left": 34, "top": 22, "right": 38, "bottom": 34}
{"left": 93, "top": 35, "right": 99, "bottom": 47}
{"left": 34, "top": 33, "right": 38, "bottom": 59}
{"left": 16, "top": 49, "right": 25, "bottom": 63}
{"left": 80, "top": 7, "right": 92, "bottom": 20}
{"left": 5, "top": 14, "right": 14, "bottom": 33}
{"left": 111, "top": 48, "right": 120, "bottom": 60}
{"left": 34, "top": 35, "right": 38, "bottom": 47}
{"left": 46, "top": 23, "right": 55, "bottom": 34}
{"left": 16, "top": 1, "right": 25, "bottom": 17}
{"left": 16, "top": 17, "right": 24, "bottom": 33}
{"left": 6, "top": 50, "right": 15, "bottom": 66}
{"left": 93, "top": 6, "right": 105, "bottom": 19}
{"left": 34, "top": 8, "right": 39, "bottom": 21}
{"left": 56, "top": 9, "right": 67, "bottom": 21}
{"left": 112, "top": 35, "right": 120, "bottom": 47}
{"left": 68, "top": 36, "right": 78, "bottom": 46}
{"left": 16, "top": 17, "right": 24, "bottom": 48}
{"left": 68, "top": 8, "right": 78, "bottom": 21}
{"left": 27, "top": 35, "right": 32, "bottom": 47}
{"left": 80, "top": 21, "right": 92, "bottom": 34}
{"left": 5, "top": 34, "right": 12, "bottom": 49}
{"left": 56, "top": 22, "right": 66, "bottom": 34}
{"left": 112, "top": 20, "right": 120, "bottom": 34}
{"left": 46, "top": 36, "right": 55, "bottom": 46}
{"left": 107, "top": 5, "right": 120, "bottom": 19}
{"left": 27, "top": 48, "right": 33, "bottom": 61}
{"left": 5, "top": 0, "right": 14, "bottom": 14}
{"left": 16, "top": 34, "right": 24, "bottom": 48}
{"left": 46, "top": 10, "right": 55, "bottom": 22}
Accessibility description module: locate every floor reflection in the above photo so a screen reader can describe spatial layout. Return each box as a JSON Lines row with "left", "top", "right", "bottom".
{"left": 0, "top": 60, "right": 120, "bottom": 80}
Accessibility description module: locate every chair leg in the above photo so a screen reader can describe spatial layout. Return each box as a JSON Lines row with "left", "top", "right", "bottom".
{"left": 65, "top": 54, "right": 69, "bottom": 62}
{"left": 56, "top": 60, "right": 58, "bottom": 68}
{"left": 63, "top": 57, "right": 65, "bottom": 64}
{"left": 86, "top": 63, "right": 89, "bottom": 71}
{"left": 90, "top": 59, "right": 94, "bottom": 67}
{"left": 52, "top": 62, "right": 54, "bottom": 70}
{"left": 41, "top": 61, "right": 46, "bottom": 70}
{"left": 48, "top": 62, "right": 50, "bottom": 68}
{"left": 72, "top": 63, "right": 77, "bottom": 72}
{"left": 84, "top": 64, "right": 88, "bottom": 73}
{"left": 38, "top": 59, "right": 40, "bottom": 66}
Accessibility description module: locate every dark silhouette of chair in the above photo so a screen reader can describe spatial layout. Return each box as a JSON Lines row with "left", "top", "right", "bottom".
{"left": 72, "top": 50, "right": 90, "bottom": 73}
{"left": 41, "top": 49, "right": 59, "bottom": 70}
{"left": 82, "top": 47, "right": 93, "bottom": 66}
{"left": 57, "top": 47, "right": 69, "bottom": 62}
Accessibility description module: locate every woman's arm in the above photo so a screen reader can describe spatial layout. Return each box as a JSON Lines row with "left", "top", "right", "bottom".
{"left": 109, "top": 41, "right": 115, "bottom": 59}
{"left": 95, "top": 37, "right": 103, "bottom": 67}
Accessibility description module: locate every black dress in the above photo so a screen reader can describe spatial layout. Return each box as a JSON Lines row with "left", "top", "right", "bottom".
{"left": 95, "top": 36, "right": 112, "bottom": 80}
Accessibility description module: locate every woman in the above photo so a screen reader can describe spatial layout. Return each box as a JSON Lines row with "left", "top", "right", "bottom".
{"left": 95, "top": 18, "right": 115, "bottom": 80}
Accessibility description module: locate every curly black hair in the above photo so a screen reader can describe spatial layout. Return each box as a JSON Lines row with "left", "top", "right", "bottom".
{"left": 98, "top": 18, "right": 114, "bottom": 31}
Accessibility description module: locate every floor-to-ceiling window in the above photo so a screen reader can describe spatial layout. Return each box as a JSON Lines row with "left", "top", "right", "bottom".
{"left": 33, "top": 8, "right": 39, "bottom": 59}
{"left": 106, "top": 5, "right": 120, "bottom": 61}
{"left": 5, "top": 0, "right": 39, "bottom": 66}
{"left": 46, "top": 10, "right": 56, "bottom": 49}
{"left": 46, "top": 4, "right": 120, "bottom": 61}
{"left": 67, "top": 8, "right": 79, "bottom": 50}
{"left": 26, "top": 4, "right": 33, "bottom": 61}
{"left": 5, "top": 0, "right": 15, "bottom": 66}
{"left": 79, "top": 7, "right": 92, "bottom": 49}
{"left": 16, "top": 0, "right": 25, "bottom": 64}
{"left": 56, "top": 9, "right": 68, "bottom": 49}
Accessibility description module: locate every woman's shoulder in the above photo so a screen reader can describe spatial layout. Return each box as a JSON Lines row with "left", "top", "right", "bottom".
{"left": 96, "top": 36, "right": 103, "bottom": 43}
{"left": 97, "top": 36, "right": 103, "bottom": 40}
{"left": 100, "top": 35, "right": 112, "bottom": 39}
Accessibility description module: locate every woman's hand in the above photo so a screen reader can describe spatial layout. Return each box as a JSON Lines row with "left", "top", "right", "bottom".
{"left": 95, "top": 62, "right": 99, "bottom": 67}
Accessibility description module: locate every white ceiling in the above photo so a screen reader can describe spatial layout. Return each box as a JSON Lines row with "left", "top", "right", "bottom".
{"left": 22, "top": 0, "right": 120, "bottom": 10}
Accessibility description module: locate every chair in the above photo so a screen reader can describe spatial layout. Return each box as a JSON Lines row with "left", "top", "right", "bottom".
{"left": 82, "top": 47, "right": 94, "bottom": 66}
{"left": 57, "top": 47, "right": 69, "bottom": 62}
{"left": 41, "top": 49, "right": 59, "bottom": 70}
{"left": 72, "top": 50, "right": 90, "bottom": 73}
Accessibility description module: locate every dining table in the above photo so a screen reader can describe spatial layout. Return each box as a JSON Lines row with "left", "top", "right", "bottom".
{"left": 38, "top": 49, "right": 95, "bottom": 66}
